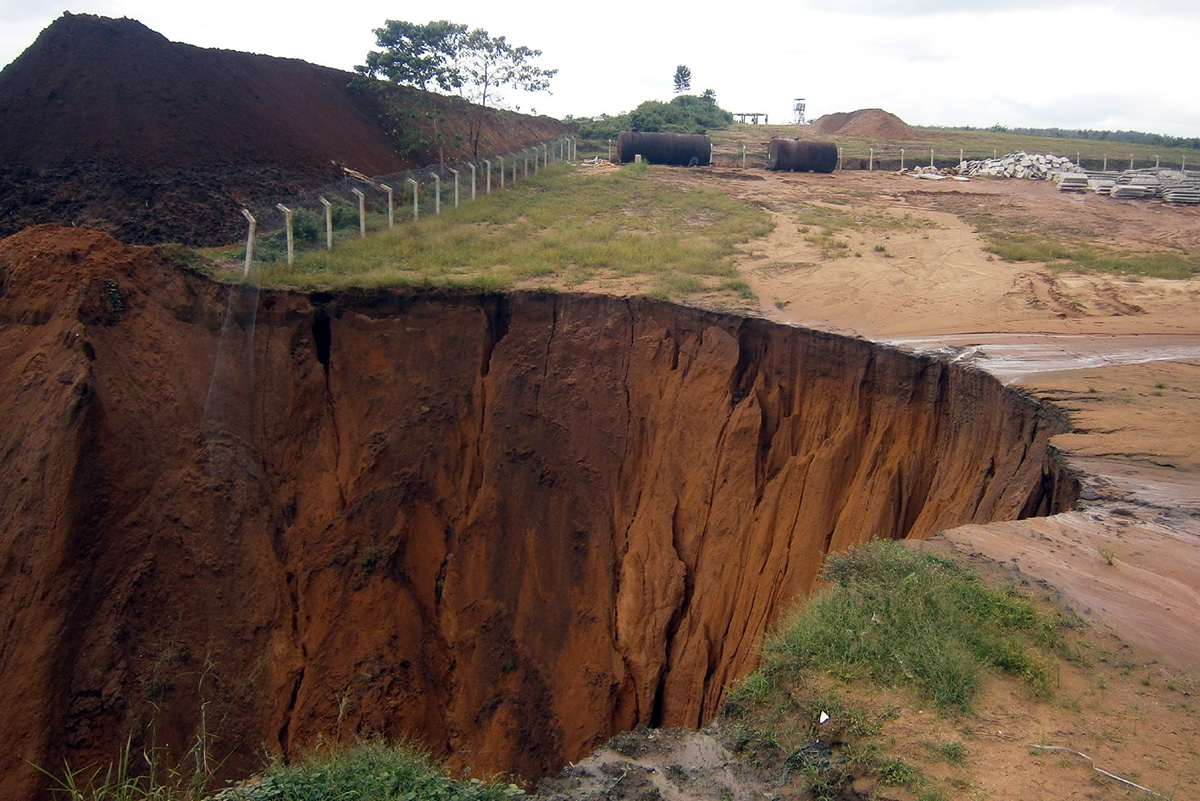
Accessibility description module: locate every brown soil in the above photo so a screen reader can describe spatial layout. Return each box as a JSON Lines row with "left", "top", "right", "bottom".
{"left": 808, "top": 108, "right": 917, "bottom": 140}
{"left": 0, "top": 13, "right": 571, "bottom": 247}
{"left": 0, "top": 223, "right": 1071, "bottom": 799}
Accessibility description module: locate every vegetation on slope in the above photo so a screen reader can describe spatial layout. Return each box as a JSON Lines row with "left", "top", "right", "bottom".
{"left": 722, "top": 540, "right": 1077, "bottom": 801}
{"left": 239, "top": 162, "right": 771, "bottom": 306}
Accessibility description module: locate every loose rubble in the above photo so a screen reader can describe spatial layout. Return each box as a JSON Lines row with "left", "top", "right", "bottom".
{"left": 959, "top": 151, "right": 1081, "bottom": 179}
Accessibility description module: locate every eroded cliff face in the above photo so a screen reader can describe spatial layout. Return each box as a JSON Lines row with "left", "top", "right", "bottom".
{"left": 0, "top": 226, "right": 1076, "bottom": 799}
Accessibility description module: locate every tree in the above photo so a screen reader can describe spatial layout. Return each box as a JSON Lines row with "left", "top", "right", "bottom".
{"left": 358, "top": 20, "right": 557, "bottom": 157}
{"left": 673, "top": 65, "right": 692, "bottom": 94}
{"left": 358, "top": 20, "right": 466, "bottom": 91}
{"left": 627, "top": 94, "right": 733, "bottom": 134}
{"left": 700, "top": 88, "right": 717, "bottom": 105}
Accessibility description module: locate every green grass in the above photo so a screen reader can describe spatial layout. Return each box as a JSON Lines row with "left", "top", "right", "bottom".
{"left": 248, "top": 163, "right": 772, "bottom": 303}
{"left": 721, "top": 540, "right": 1072, "bottom": 800}
{"left": 37, "top": 735, "right": 214, "bottom": 801}
{"left": 42, "top": 740, "right": 522, "bottom": 801}
{"left": 979, "top": 233, "right": 1200, "bottom": 279}
{"left": 760, "top": 540, "right": 1063, "bottom": 714}
{"left": 216, "top": 741, "right": 521, "bottom": 801}
{"left": 962, "top": 207, "right": 1200, "bottom": 279}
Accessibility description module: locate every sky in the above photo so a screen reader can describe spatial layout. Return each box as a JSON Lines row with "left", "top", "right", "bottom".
{"left": 4, "top": 1, "right": 1200, "bottom": 138}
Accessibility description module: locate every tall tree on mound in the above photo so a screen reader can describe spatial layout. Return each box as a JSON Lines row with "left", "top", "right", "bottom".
{"left": 358, "top": 20, "right": 557, "bottom": 158}
{"left": 673, "top": 64, "right": 692, "bottom": 94}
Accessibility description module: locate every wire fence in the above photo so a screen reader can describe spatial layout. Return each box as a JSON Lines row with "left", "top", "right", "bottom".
{"left": 236, "top": 136, "right": 577, "bottom": 269}
{"left": 705, "top": 139, "right": 1195, "bottom": 174}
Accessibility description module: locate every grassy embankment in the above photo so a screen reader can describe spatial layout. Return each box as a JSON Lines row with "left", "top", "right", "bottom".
{"left": 218, "top": 162, "right": 772, "bottom": 308}
{"left": 722, "top": 540, "right": 1079, "bottom": 801}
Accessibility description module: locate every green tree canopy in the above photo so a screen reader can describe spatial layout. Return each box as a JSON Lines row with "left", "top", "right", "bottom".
{"left": 628, "top": 94, "right": 733, "bottom": 134}
{"left": 673, "top": 64, "right": 692, "bottom": 94}
{"left": 358, "top": 20, "right": 558, "bottom": 156}
{"left": 358, "top": 20, "right": 466, "bottom": 91}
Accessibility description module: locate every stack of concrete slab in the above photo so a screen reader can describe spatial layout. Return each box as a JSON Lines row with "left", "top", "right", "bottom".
{"left": 1162, "top": 183, "right": 1200, "bottom": 204}
{"left": 959, "top": 152, "right": 1080, "bottom": 179}
{"left": 1110, "top": 184, "right": 1152, "bottom": 199}
{"left": 1117, "top": 172, "right": 1163, "bottom": 196}
{"left": 1056, "top": 173, "right": 1089, "bottom": 192}
{"left": 1087, "top": 178, "right": 1116, "bottom": 195}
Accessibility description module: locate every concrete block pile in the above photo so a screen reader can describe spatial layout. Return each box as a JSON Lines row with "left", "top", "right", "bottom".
{"left": 1103, "top": 169, "right": 1200, "bottom": 204}
{"left": 960, "top": 151, "right": 1081, "bottom": 179}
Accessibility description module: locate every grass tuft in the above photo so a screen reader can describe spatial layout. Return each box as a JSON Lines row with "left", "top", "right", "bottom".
{"left": 214, "top": 740, "right": 521, "bottom": 801}
{"left": 760, "top": 540, "right": 1062, "bottom": 714}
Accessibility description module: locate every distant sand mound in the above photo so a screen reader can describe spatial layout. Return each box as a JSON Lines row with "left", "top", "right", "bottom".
{"left": 810, "top": 108, "right": 916, "bottom": 140}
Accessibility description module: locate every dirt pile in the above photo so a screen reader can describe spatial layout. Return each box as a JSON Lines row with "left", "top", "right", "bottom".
{"left": 809, "top": 108, "right": 917, "bottom": 139}
{"left": 0, "top": 224, "right": 1075, "bottom": 800}
{"left": 0, "top": 13, "right": 570, "bottom": 247}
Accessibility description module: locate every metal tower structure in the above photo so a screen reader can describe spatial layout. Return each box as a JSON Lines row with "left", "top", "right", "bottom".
{"left": 794, "top": 98, "right": 807, "bottom": 125}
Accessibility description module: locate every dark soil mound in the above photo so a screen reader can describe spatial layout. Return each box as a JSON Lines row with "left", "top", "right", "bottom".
{"left": 809, "top": 108, "right": 917, "bottom": 140}
{"left": 0, "top": 13, "right": 570, "bottom": 246}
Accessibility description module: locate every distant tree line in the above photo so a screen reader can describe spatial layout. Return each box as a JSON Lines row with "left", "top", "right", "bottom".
{"left": 943, "top": 124, "right": 1200, "bottom": 150}
{"left": 570, "top": 94, "right": 733, "bottom": 139}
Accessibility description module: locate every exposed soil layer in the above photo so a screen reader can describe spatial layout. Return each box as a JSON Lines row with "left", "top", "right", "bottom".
{"left": 808, "top": 108, "right": 917, "bottom": 140}
{"left": 0, "top": 225, "right": 1075, "bottom": 800}
{"left": 0, "top": 13, "right": 571, "bottom": 247}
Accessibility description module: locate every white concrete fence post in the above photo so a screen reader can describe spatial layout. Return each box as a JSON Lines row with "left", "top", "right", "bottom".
{"left": 469, "top": 163, "right": 477, "bottom": 200}
{"left": 511, "top": 155, "right": 517, "bottom": 184}
{"left": 484, "top": 160, "right": 491, "bottom": 194}
{"left": 900, "top": 148, "right": 905, "bottom": 170}
{"left": 433, "top": 174, "right": 441, "bottom": 215}
{"left": 500, "top": 157, "right": 505, "bottom": 189}
{"left": 382, "top": 184, "right": 394, "bottom": 228}
{"left": 319, "top": 197, "right": 333, "bottom": 250}
{"left": 450, "top": 169, "right": 459, "bottom": 208}
{"left": 351, "top": 188, "right": 366, "bottom": 237}
{"left": 542, "top": 144, "right": 548, "bottom": 167}
{"left": 240, "top": 208, "right": 256, "bottom": 278}
{"left": 869, "top": 148, "right": 874, "bottom": 171}
{"left": 276, "top": 203, "right": 294, "bottom": 267}
{"left": 408, "top": 178, "right": 419, "bottom": 221}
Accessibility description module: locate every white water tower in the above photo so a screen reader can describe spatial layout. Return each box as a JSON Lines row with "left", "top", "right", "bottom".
{"left": 793, "top": 98, "right": 807, "bottom": 125}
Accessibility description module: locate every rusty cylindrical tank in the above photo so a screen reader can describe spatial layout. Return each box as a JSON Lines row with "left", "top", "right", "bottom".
{"left": 767, "top": 139, "right": 838, "bottom": 173}
{"left": 616, "top": 132, "right": 711, "bottom": 166}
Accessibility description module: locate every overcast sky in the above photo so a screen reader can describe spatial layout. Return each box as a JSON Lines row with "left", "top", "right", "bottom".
{"left": 4, "top": 1, "right": 1200, "bottom": 137}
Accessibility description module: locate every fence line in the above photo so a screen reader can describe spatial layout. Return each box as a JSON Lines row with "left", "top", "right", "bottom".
{"left": 706, "top": 140, "right": 1193, "bottom": 174}
{"left": 240, "top": 136, "right": 578, "bottom": 266}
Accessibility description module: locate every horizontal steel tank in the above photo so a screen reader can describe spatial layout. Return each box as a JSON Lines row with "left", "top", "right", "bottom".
{"left": 616, "top": 131, "right": 711, "bottom": 166}
{"left": 767, "top": 139, "right": 838, "bottom": 173}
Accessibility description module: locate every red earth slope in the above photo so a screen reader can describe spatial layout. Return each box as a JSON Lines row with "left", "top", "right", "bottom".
{"left": 0, "top": 224, "right": 1074, "bottom": 800}
{"left": 0, "top": 13, "right": 571, "bottom": 246}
